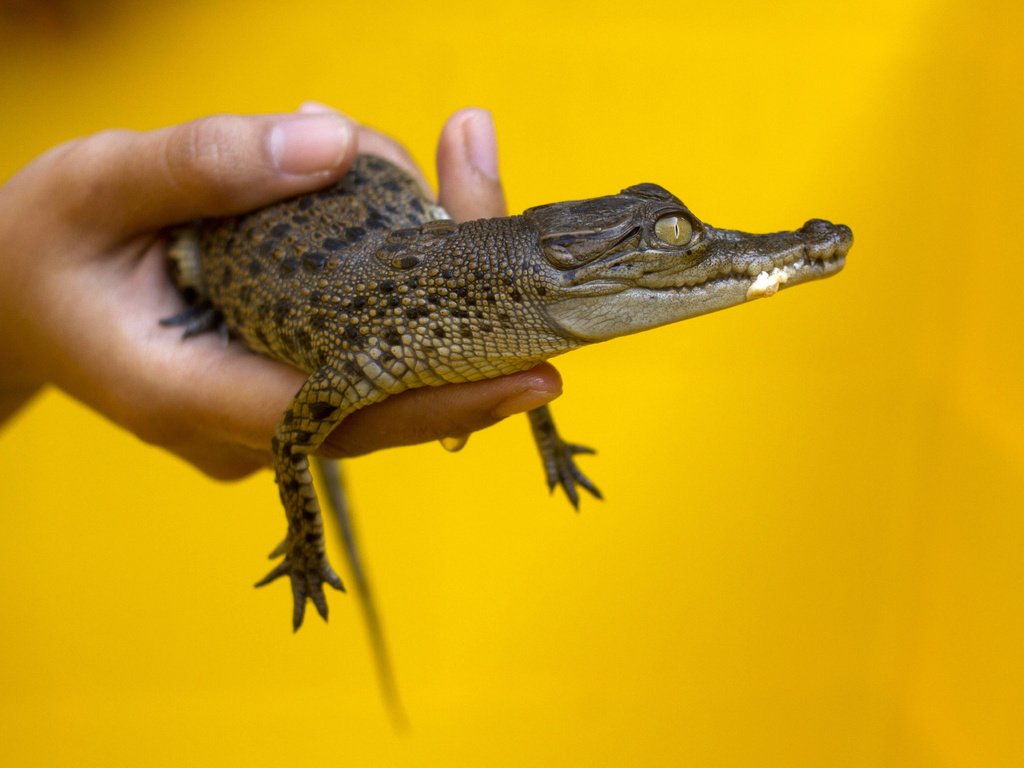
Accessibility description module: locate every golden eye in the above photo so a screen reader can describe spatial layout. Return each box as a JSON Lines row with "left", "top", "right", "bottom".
{"left": 654, "top": 215, "right": 693, "bottom": 246}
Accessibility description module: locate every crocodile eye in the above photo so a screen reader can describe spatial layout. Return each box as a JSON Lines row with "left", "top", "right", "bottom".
{"left": 654, "top": 215, "right": 692, "bottom": 246}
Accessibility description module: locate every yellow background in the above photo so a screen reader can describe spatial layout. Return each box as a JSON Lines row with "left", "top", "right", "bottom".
{"left": 2, "top": 1, "right": 1022, "bottom": 765}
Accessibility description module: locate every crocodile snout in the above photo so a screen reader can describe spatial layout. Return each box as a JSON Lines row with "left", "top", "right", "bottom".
{"left": 801, "top": 219, "right": 853, "bottom": 249}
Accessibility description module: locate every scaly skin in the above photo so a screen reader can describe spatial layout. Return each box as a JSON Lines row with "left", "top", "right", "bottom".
{"left": 164, "top": 154, "right": 852, "bottom": 634}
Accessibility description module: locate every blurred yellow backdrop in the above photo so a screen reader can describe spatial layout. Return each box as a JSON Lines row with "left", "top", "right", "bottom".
{"left": 1, "top": 0, "right": 1022, "bottom": 765}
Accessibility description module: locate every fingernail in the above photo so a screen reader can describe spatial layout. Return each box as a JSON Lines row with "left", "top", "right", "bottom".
{"left": 492, "top": 387, "right": 560, "bottom": 419}
{"left": 462, "top": 108, "right": 499, "bottom": 180}
{"left": 297, "top": 100, "right": 338, "bottom": 115}
{"left": 269, "top": 114, "right": 352, "bottom": 175}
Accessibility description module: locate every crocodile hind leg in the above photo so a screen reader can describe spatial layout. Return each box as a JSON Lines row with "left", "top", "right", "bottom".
{"left": 527, "top": 405, "right": 603, "bottom": 509}
{"left": 256, "top": 364, "right": 385, "bottom": 630}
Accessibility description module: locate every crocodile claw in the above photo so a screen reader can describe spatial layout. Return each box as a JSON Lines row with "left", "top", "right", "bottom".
{"left": 545, "top": 441, "right": 603, "bottom": 509}
{"left": 255, "top": 546, "right": 345, "bottom": 631}
{"left": 159, "top": 300, "right": 224, "bottom": 339}
{"left": 527, "top": 405, "right": 603, "bottom": 509}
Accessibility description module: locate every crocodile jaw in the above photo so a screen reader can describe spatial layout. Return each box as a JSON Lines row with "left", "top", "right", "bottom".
{"left": 543, "top": 220, "right": 851, "bottom": 343}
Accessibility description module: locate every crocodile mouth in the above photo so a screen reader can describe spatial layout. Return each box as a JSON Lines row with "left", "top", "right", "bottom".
{"left": 655, "top": 247, "right": 847, "bottom": 300}
{"left": 743, "top": 253, "right": 846, "bottom": 299}
{"left": 641, "top": 220, "right": 852, "bottom": 299}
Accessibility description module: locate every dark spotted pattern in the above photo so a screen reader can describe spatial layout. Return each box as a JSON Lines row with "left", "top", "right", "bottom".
{"left": 167, "top": 155, "right": 594, "bottom": 631}
{"left": 302, "top": 251, "right": 327, "bottom": 272}
{"left": 279, "top": 257, "right": 298, "bottom": 276}
{"left": 309, "top": 402, "right": 336, "bottom": 421}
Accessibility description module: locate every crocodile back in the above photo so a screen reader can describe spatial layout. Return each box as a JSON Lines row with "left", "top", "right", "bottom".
{"left": 196, "top": 155, "right": 448, "bottom": 371}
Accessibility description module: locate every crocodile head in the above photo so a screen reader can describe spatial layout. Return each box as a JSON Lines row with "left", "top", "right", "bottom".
{"left": 523, "top": 183, "right": 852, "bottom": 342}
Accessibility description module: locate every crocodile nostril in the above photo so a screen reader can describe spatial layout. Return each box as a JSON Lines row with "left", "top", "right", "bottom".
{"left": 801, "top": 218, "right": 834, "bottom": 234}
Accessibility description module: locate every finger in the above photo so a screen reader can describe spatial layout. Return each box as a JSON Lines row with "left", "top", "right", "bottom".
{"left": 45, "top": 112, "right": 359, "bottom": 243}
{"left": 296, "top": 100, "right": 339, "bottom": 115}
{"left": 296, "top": 101, "right": 433, "bottom": 198}
{"left": 436, "top": 107, "right": 507, "bottom": 221}
{"left": 320, "top": 363, "right": 562, "bottom": 459}
{"left": 166, "top": 333, "right": 560, "bottom": 465}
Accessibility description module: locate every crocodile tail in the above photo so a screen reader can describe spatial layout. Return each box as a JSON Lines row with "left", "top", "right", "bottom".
{"left": 314, "top": 457, "right": 408, "bottom": 730}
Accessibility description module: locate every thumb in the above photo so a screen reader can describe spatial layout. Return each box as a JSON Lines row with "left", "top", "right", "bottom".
{"left": 42, "top": 112, "right": 358, "bottom": 245}
{"left": 436, "top": 108, "right": 508, "bottom": 221}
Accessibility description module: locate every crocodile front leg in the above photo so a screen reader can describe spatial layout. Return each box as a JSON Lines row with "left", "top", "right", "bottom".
{"left": 255, "top": 364, "right": 386, "bottom": 630}
{"left": 527, "top": 405, "right": 603, "bottom": 509}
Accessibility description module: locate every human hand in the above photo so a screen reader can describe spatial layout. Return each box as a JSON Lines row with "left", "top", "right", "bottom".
{"left": 0, "top": 106, "right": 562, "bottom": 479}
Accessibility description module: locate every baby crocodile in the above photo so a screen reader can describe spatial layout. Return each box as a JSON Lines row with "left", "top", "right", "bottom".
{"left": 164, "top": 153, "right": 851, "bottom": 688}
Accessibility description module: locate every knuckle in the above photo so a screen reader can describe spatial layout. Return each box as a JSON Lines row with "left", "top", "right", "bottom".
{"left": 163, "top": 116, "right": 242, "bottom": 196}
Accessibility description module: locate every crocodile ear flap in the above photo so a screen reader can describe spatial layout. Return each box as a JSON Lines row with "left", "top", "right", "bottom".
{"left": 537, "top": 221, "right": 643, "bottom": 269}
{"left": 620, "top": 183, "right": 677, "bottom": 202}
{"left": 526, "top": 187, "right": 679, "bottom": 269}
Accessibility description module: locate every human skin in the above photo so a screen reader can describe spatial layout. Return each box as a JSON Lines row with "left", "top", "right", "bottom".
{"left": 0, "top": 105, "right": 562, "bottom": 479}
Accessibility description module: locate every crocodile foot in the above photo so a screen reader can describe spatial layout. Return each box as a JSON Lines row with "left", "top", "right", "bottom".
{"left": 527, "top": 405, "right": 603, "bottom": 509}
{"left": 159, "top": 300, "right": 224, "bottom": 339}
{"left": 543, "top": 439, "right": 603, "bottom": 509}
{"left": 255, "top": 540, "right": 345, "bottom": 631}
